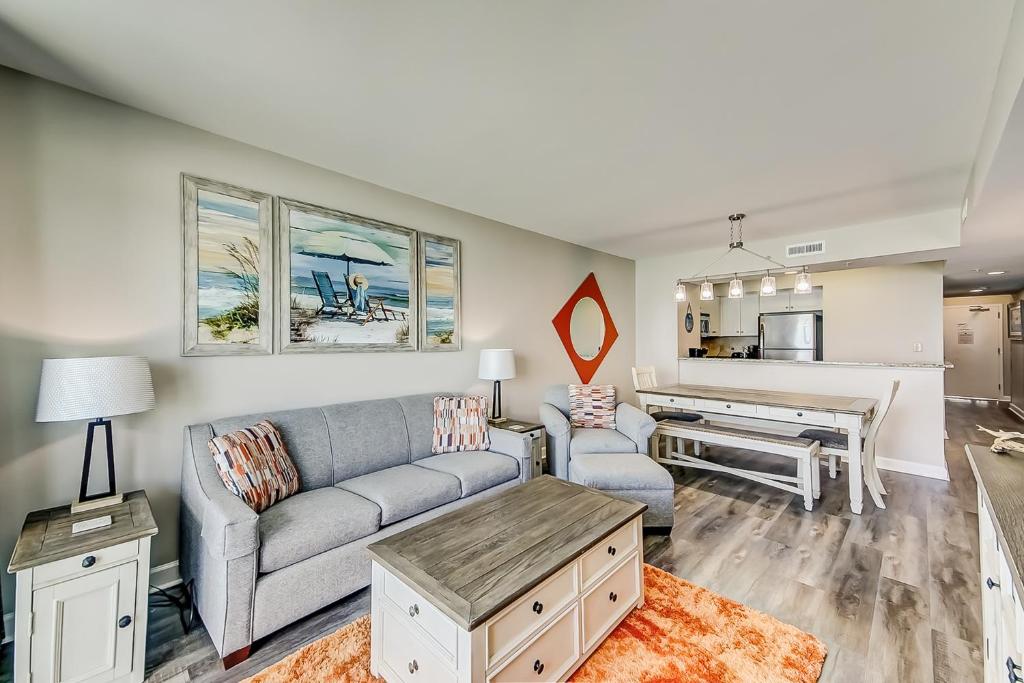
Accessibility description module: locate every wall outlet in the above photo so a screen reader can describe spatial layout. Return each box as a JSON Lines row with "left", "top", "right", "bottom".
{"left": 913, "top": 342, "right": 923, "bottom": 352}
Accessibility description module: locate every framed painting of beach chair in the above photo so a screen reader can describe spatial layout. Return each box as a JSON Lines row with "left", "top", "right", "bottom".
{"left": 181, "top": 175, "right": 274, "bottom": 356}
{"left": 277, "top": 197, "right": 418, "bottom": 352}
{"left": 418, "top": 233, "right": 462, "bottom": 351}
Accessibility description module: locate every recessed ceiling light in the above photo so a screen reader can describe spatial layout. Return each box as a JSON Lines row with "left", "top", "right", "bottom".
{"left": 988, "top": 271, "right": 1006, "bottom": 275}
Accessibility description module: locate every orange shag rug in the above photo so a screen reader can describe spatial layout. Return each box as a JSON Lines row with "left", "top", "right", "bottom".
{"left": 244, "top": 564, "right": 826, "bottom": 683}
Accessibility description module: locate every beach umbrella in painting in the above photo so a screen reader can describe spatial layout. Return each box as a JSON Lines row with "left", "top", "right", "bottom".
{"left": 297, "top": 230, "right": 395, "bottom": 279}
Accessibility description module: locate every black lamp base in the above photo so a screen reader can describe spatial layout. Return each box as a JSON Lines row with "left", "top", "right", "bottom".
{"left": 72, "top": 418, "right": 121, "bottom": 513}
{"left": 489, "top": 380, "right": 507, "bottom": 424}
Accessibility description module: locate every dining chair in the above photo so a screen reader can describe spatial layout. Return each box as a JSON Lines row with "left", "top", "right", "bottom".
{"left": 631, "top": 366, "right": 704, "bottom": 457}
{"left": 798, "top": 379, "right": 900, "bottom": 508}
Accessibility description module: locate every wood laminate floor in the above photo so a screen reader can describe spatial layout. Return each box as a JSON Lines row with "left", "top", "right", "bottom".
{"left": 1, "top": 398, "right": 1017, "bottom": 682}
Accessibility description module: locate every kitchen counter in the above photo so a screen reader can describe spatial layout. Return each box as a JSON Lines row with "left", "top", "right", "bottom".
{"left": 680, "top": 356, "right": 949, "bottom": 370}
{"left": 966, "top": 443, "right": 1024, "bottom": 599}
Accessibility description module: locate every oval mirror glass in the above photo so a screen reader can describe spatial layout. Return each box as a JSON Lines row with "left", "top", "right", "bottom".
{"left": 569, "top": 297, "right": 605, "bottom": 360}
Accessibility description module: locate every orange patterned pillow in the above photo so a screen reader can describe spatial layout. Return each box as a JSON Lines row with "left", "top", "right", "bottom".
{"left": 208, "top": 420, "right": 300, "bottom": 513}
{"left": 432, "top": 396, "right": 491, "bottom": 454}
{"left": 569, "top": 384, "right": 617, "bottom": 429}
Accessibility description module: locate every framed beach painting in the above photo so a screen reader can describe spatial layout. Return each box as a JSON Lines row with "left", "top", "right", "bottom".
{"left": 419, "top": 233, "right": 462, "bottom": 351}
{"left": 277, "top": 198, "right": 418, "bottom": 352}
{"left": 182, "top": 175, "right": 273, "bottom": 356}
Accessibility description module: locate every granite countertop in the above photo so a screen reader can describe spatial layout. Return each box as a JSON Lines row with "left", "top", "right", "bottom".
{"left": 678, "top": 356, "right": 950, "bottom": 370}
{"left": 966, "top": 443, "right": 1024, "bottom": 599}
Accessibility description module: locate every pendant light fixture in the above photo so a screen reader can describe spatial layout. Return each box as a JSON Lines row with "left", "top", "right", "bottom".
{"left": 700, "top": 278, "right": 714, "bottom": 301}
{"left": 794, "top": 266, "right": 813, "bottom": 294}
{"left": 674, "top": 279, "right": 687, "bottom": 301}
{"left": 728, "top": 273, "right": 744, "bottom": 298}
{"left": 760, "top": 270, "right": 777, "bottom": 296}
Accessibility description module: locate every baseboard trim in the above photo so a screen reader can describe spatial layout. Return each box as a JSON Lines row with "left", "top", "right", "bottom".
{"left": 2, "top": 560, "right": 182, "bottom": 645}
{"left": 876, "top": 456, "right": 950, "bottom": 481}
{"left": 1010, "top": 403, "right": 1024, "bottom": 423}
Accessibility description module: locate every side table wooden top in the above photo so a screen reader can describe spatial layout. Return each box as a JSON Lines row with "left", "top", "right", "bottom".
{"left": 8, "top": 490, "right": 158, "bottom": 573}
{"left": 367, "top": 475, "right": 646, "bottom": 630}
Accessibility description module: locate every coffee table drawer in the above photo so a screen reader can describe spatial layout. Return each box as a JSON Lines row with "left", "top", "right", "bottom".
{"left": 381, "top": 603, "right": 457, "bottom": 683}
{"left": 581, "top": 518, "right": 639, "bottom": 588}
{"left": 647, "top": 395, "right": 695, "bottom": 409}
{"left": 489, "top": 605, "right": 580, "bottom": 683}
{"left": 384, "top": 570, "right": 457, "bottom": 659}
{"left": 765, "top": 406, "right": 835, "bottom": 426}
{"left": 582, "top": 551, "right": 641, "bottom": 650}
{"left": 700, "top": 399, "right": 757, "bottom": 417}
{"left": 487, "top": 562, "right": 577, "bottom": 666}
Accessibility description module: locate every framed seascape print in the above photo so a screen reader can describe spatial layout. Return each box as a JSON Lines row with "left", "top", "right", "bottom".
{"left": 419, "top": 233, "right": 462, "bottom": 351}
{"left": 182, "top": 175, "right": 273, "bottom": 356}
{"left": 277, "top": 198, "right": 418, "bottom": 352}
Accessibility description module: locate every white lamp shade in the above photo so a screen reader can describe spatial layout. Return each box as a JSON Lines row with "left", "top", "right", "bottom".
{"left": 478, "top": 349, "right": 516, "bottom": 381}
{"left": 36, "top": 356, "right": 155, "bottom": 422}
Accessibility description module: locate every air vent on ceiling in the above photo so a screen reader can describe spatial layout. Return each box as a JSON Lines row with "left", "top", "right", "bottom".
{"left": 786, "top": 240, "right": 825, "bottom": 258}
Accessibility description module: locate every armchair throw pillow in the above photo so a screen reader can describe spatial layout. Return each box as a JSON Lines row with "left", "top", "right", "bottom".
{"left": 568, "top": 384, "right": 617, "bottom": 429}
{"left": 432, "top": 395, "right": 491, "bottom": 453}
{"left": 208, "top": 420, "right": 300, "bottom": 513}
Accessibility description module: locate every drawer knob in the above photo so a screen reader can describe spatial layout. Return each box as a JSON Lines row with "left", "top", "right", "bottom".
{"left": 408, "top": 603, "right": 420, "bottom": 617}
{"left": 408, "top": 659, "right": 419, "bottom": 674}
{"left": 82, "top": 555, "right": 96, "bottom": 568}
{"left": 533, "top": 659, "right": 545, "bottom": 675}
{"left": 118, "top": 615, "right": 132, "bottom": 629}
{"left": 987, "top": 577, "right": 1000, "bottom": 590}
{"left": 532, "top": 600, "right": 543, "bottom": 614}
{"left": 607, "top": 545, "right": 617, "bottom": 556}
{"left": 609, "top": 591, "right": 618, "bottom": 602}
{"left": 669, "top": 398, "right": 675, "bottom": 403}
{"left": 796, "top": 412, "right": 804, "bottom": 417}
{"left": 726, "top": 404, "right": 732, "bottom": 409}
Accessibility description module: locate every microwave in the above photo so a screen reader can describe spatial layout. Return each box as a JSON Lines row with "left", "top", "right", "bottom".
{"left": 1010, "top": 301, "right": 1023, "bottom": 340}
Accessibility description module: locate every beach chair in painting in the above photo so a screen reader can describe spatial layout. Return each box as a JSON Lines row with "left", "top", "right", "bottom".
{"left": 311, "top": 271, "right": 387, "bottom": 325}
{"left": 343, "top": 273, "right": 407, "bottom": 322}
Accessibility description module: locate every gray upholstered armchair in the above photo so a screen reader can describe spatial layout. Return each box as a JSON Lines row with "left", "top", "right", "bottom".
{"left": 538, "top": 384, "right": 674, "bottom": 529}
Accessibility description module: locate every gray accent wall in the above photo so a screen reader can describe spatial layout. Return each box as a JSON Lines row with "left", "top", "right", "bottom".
{"left": 0, "top": 66, "right": 636, "bottom": 611}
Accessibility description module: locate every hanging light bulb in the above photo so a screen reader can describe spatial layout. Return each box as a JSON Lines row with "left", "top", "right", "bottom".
{"left": 794, "top": 267, "right": 813, "bottom": 294}
{"left": 728, "top": 274, "right": 744, "bottom": 299}
{"left": 674, "top": 279, "right": 687, "bottom": 301}
{"left": 700, "top": 278, "right": 714, "bottom": 301}
{"left": 760, "top": 271, "right": 777, "bottom": 296}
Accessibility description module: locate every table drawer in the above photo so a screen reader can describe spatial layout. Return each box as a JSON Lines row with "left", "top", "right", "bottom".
{"left": 384, "top": 569, "right": 458, "bottom": 660}
{"left": 33, "top": 539, "right": 139, "bottom": 587}
{"left": 765, "top": 406, "right": 835, "bottom": 426}
{"left": 487, "top": 561, "right": 578, "bottom": 667}
{"left": 646, "top": 395, "right": 695, "bottom": 409}
{"left": 582, "top": 551, "right": 641, "bottom": 650}
{"left": 581, "top": 518, "right": 639, "bottom": 588}
{"left": 699, "top": 399, "right": 757, "bottom": 417}
{"left": 381, "top": 603, "right": 457, "bottom": 683}
{"left": 489, "top": 605, "right": 579, "bottom": 683}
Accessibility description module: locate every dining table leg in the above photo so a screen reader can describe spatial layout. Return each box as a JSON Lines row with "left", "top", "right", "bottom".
{"left": 847, "top": 426, "right": 864, "bottom": 514}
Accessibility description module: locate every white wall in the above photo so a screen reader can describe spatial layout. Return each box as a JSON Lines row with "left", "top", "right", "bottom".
{"left": 0, "top": 68, "right": 636, "bottom": 609}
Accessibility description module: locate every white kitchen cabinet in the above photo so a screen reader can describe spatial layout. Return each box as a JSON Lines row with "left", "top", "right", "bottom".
{"left": 791, "top": 287, "right": 823, "bottom": 312}
{"left": 739, "top": 297, "right": 759, "bottom": 335}
{"left": 720, "top": 297, "right": 740, "bottom": 336}
{"left": 977, "top": 485, "right": 1024, "bottom": 683}
{"left": 717, "top": 297, "right": 760, "bottom": 336}
{"left": 759, "top": 291, "right": 791, "bottom": 314}
{"left": 703, "top": 297, "right": 721, "bottom": 336}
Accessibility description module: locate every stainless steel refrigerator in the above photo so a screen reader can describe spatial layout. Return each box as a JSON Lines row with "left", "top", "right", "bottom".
{"left": 758, "top": 312, "right": 823, "bottom": 361}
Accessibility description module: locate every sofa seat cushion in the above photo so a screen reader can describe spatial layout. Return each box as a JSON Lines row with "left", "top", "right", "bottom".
{"left": 337, "top": 464, "right": 462, "bottom": 525}
{"left": 569, "top": 453, "right": 674, "bottom": 491}
{"left": 415, "top": 451, "right": 520, "bottom": 497}
{"left": 258, "top": 487, "right": 381, "bottom": 573}
{"left": 569, "top": 428, "right": 638, "bottom": 456}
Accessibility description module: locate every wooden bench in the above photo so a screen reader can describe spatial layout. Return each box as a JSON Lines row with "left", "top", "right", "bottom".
{"left": 654, "top": 422, "right": 821, "bottom": 511}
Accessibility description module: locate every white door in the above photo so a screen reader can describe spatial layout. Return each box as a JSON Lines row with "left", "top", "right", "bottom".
{"left": 32, "top": 562, "right": 138, "bottom": 683}
{"left": 944, "top": 305, "right": 1003, "bottom": 399}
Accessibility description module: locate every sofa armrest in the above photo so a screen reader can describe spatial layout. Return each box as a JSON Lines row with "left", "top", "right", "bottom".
{"left": 616, "top": 403, "right": 656, "bottom": 456}
{"left": 539, "top": 403, "right": 571, "bottom": 479}
{"left": 489, "top": 427, "right": 533, "bottom": 482}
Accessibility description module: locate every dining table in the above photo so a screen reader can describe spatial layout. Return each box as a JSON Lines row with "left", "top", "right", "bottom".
{"left": 635, "top": 383, "right": 879, "bottom": 514}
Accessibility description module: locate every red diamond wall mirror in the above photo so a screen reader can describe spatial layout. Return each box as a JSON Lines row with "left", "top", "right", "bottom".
{"left": 551, "top": 273, "right": 618, "bottom": 383}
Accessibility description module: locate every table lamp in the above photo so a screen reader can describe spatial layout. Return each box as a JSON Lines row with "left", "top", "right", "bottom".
{"left": 478, "top": 349, "right": 516, "bottom": 423}
{"left": 36, "top": 356, "right": 155, "bottom": 516}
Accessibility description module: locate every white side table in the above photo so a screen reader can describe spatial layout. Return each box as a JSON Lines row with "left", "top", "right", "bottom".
{"left": 493, "top": 419, "right": 546, "bottom": 478}
{"left": 7, "top": 491, "right": 158, "bottom": 683}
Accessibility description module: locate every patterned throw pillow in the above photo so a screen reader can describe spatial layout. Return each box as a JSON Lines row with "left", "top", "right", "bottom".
{"left": 208, "top": 420, "right": 300, "bottom": 513}
{"left": 569, "top": 384, "right": 617, "bottom": 429}
{"left": 432, "top": 396, "right": 491, "bottom": 454}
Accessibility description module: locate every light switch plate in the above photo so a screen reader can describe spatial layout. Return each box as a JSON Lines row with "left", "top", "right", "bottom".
{"left": 72, "top": 515, "right": 112, "bottom": 534}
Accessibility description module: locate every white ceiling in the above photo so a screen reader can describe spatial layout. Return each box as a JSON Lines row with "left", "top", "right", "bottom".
{"left": 0, "top": 1, "right": 1015, "bottom": 258}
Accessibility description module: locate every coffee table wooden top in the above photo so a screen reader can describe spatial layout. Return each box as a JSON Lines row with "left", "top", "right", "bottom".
{"left": 367, "top": 475, "right": 646, "bottom": 630}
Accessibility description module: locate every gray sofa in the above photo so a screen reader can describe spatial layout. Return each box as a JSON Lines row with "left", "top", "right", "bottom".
{"left": 538, "top": 384, "right": 674, "bottom": 529}
{"left": 179, "top": 393, "right": 532, "bottom": 665}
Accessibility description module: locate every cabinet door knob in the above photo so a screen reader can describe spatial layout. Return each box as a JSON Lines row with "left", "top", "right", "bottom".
{"left": 533, "top": 659, "right": 545, "bottom": 675}
{"left": 81, "top": 555, "right": 96, "bottom": 568}
{"left": 408, "top": 659, "right": 419, "bottom": 674}
{"left": 987, "top": 577, "right": 1001, "bottom": 590}
{"left": 609, "top": 591, "right": 618, "bottom": 602}
{"left": 408, "top": 603, "right": 419, "bottom": 617}
{"left": 607, "top": 545, "right": 616, "bottom": 556}
{"left": 532, "top": 600, "right": 543, "bottom": 614}
{"left": 118, "top": 615, "right": 132, "bottom": 629}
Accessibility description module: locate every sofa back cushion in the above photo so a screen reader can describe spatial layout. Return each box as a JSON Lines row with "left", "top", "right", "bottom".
{"left": 209, "top": 408, "right": 332, "bottom": 491}
{"left": 543, "top": 384, "right": 571, "bottom": 418}
{"left": 396, "top": 393, "right": 457, "bottom": 461}
{"left": 324, "top": 398, "right": 411, "bottom": 481}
